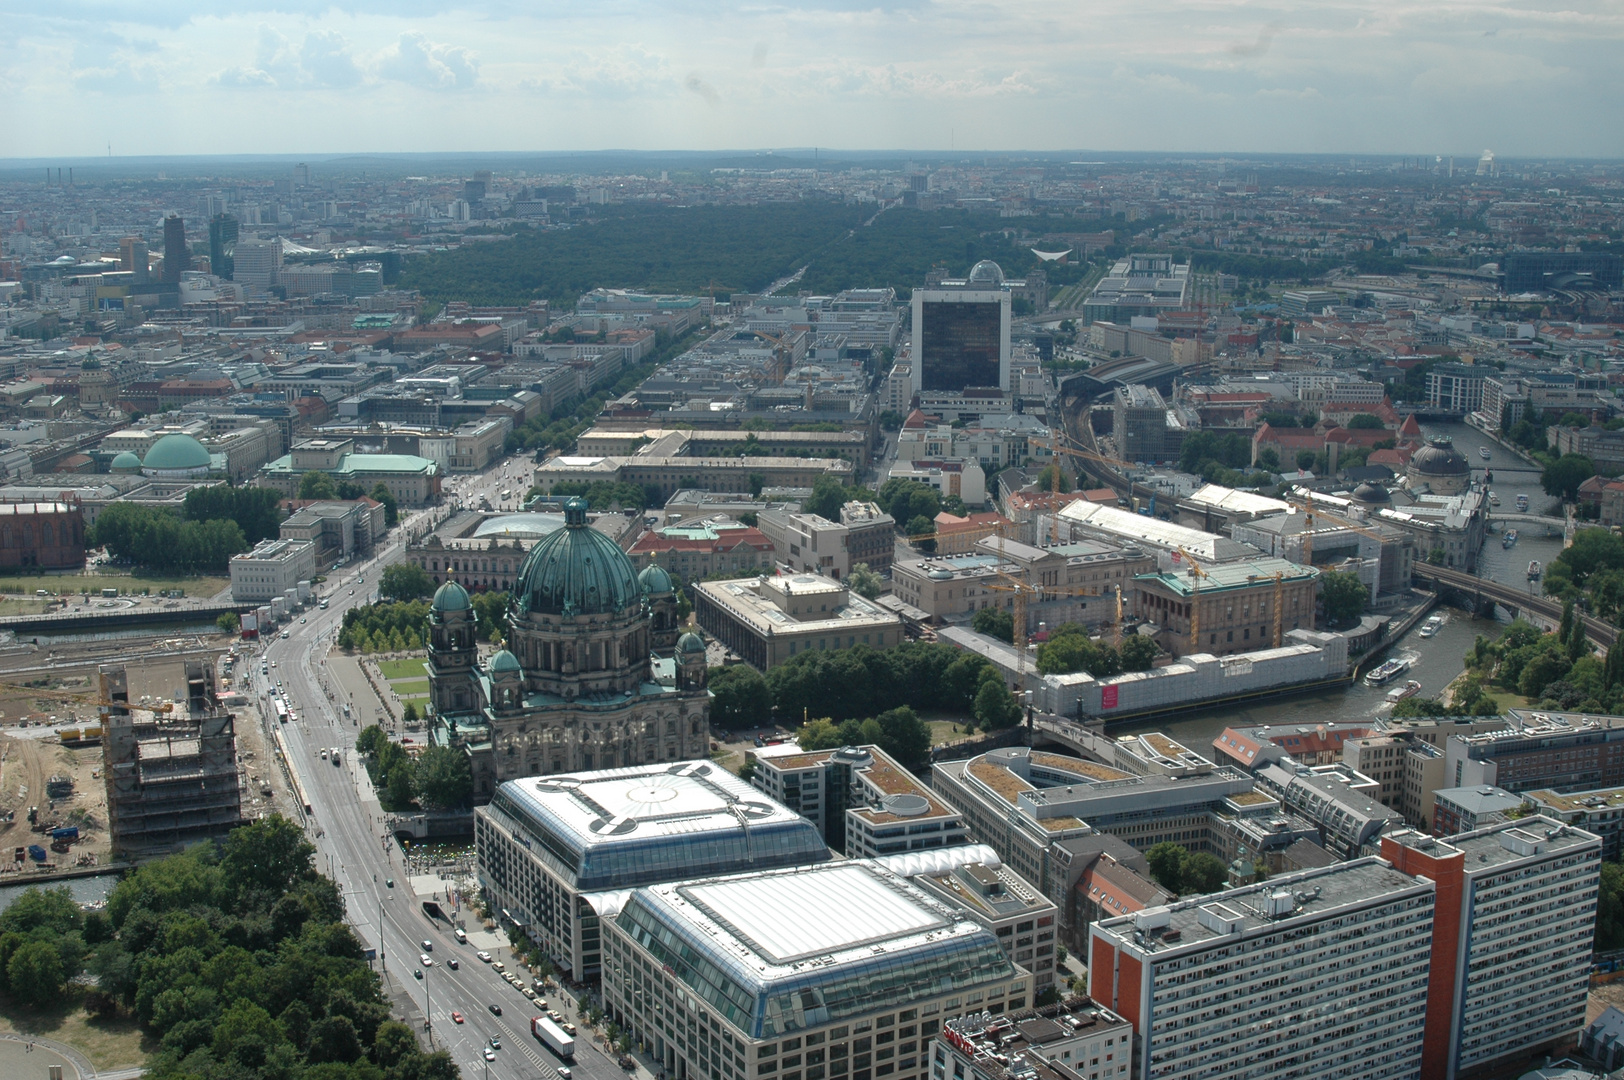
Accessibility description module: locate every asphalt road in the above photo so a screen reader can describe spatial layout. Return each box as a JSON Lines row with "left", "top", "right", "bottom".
{"left": 250, "top": 457, "right": 630, "bottom": 1080}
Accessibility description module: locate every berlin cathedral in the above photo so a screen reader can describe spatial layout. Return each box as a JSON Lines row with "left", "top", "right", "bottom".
{"left": 427, "top": 498, "right": 712, "bottom": 803}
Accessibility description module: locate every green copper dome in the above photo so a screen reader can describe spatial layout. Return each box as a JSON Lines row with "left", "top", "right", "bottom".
{"left": 515, "top": 498, "right": 642, "bottom": 617}
{"left": 638, "top": 563, "right": 674, "bottom": 595}
{"left": 432, "top": 580, "right": 472, "bottom": 612}
{"left": 677, "top": 631, "right": 706, "bottom": 655}
{"left": 110, "top": 451, "right": 142, "bottom": 472}
{"left": 142, "top": 433, "right": 211, "bottom": 471}
{"left": 488, "top": 648, "right": 521, "bottom": 673}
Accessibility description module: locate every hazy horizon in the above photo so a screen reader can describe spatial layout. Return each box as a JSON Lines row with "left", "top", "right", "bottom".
{"left": 7, "top": 0, "right": 1622, "bottom": 161}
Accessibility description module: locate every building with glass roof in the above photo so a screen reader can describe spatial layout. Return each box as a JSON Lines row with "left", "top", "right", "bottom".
{"left": 602, "top": 860, "right": 1028, "bottom": 1080}
{"left": 476, "top": 759, "right": 830, "bottom": 979}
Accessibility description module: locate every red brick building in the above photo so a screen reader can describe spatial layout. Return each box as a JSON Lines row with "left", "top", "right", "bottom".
{"left": 0, "top": 502, "right": 86, "bottom": 570}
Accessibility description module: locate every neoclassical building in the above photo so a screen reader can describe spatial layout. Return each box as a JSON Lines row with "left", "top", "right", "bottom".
{"left": 428, "top": 498, "right": 710, "bottom": 803}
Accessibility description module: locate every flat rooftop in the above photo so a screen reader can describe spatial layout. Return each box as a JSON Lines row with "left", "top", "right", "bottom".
{"left": 1387, "top": 818, "right": 1600, "bottom": 872}
{"left": 680, "top": 862, "right": 949, "bottom": 964}
{"left": 1099, "top": 857, "right": 1429, "bottom": 956}
{"left": 495, "top": 760, "right": 806, "bottom": 847}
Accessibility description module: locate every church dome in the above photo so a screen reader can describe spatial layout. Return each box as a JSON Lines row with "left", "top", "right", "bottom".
{"left": 488, "top": 648, "right": 521, "bottom": 673}
{"left": 677, "top": 631, "right": 706, "bottom": 655}
{"left": 514, "top": 498, "right": 642, "bottom": 616}
{"left": 967, "top": 260, "right": 1006, "bottom": 286}
{"left": 639, "top": 563, "right": 674, "bottom": 595}
{"left": 1409, "top": 438, "right": 1469, "bottom": 478}
{"left": 1350, "top": 481, "right": 1391, "bottom": 506}
{"left": 432, "top": 580, "right": 471, "bottom": 613}
{"left": 109, "top": 451, "right": 142, "bottom": 473}
{"left": 142, "top": 433, "right": 211, "bottom": 473}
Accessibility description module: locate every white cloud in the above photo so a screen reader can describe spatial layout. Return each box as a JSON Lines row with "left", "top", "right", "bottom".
{"left": 377, "top": 31, "right": 479, "bottom": 90}
{"left": 4, "top": 0, "right": 1622, "bottom": 154}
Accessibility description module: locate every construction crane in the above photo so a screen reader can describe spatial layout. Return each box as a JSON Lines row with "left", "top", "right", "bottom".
{"left": 1284, "top": 494, "right": 1392, "bottom": 568}
{"left": 1173, "top": 547, "right": 1207, "bottom": 649}
{"left": 747, "top": 329, "right": 794, "bottom": 385}
{"left": 1040, "top": 432, "right": 1138, "bottom": 544}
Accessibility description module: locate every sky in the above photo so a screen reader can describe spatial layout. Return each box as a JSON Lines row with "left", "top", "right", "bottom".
{"left": 3, "top": 0, "right": 1623, "bottom": 159}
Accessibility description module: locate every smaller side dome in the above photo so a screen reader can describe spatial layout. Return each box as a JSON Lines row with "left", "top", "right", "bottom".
{"left": 1350, "top": 482, "right": 1391, "bottom": 506}
{"left": 488, "top": 649, "right": 521, "bottom": 673}
{"left": 639, "top": 563, "right": 674, "bottom": 595}
{"left": 432, "top": 580, "right": 472, "bottom": 612}
{"left": 677, "top": 631, "right": 706, "bottom": 655}
{"left": 109, "top": 451, "right": 142, "bottom": 473}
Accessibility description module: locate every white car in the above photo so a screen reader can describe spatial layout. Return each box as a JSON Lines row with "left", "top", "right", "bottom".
{"left": 477, "top": 950, "right": 492, "bottom": 963}
{"left": 419, "top": 954, "right": 434, "bottom": 967}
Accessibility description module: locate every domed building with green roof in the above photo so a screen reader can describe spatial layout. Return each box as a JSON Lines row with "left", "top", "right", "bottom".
{"left": 141, "top": 433, "right": 215, "bottom": 479}
{"left": 428, "top": 499, "right": 710, "bottom": 802}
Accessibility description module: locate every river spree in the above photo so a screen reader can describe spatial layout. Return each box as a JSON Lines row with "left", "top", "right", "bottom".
{"left": 1116, "top": 418, "right": 1557, "bottom": 751}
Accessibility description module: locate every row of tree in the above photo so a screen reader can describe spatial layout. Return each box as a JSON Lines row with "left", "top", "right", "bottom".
{"left": 91, "top": 503, "right": 249, "bottom": 574}
{"left": 337, "top": 600, "right": 431, "bottom": 652}
{"left": 708, "top": 641, "right": 1034, "bottom": 764}
{"left": 0, "top": 817, "right": 457, "bottom": 1080}
{"left": 356, "top": 725, "right": 473, "bottom": 810}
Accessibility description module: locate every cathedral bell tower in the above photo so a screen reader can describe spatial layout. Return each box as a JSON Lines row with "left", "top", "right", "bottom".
{"left": 428, "top": 580, "right": 479, "bottom": 716}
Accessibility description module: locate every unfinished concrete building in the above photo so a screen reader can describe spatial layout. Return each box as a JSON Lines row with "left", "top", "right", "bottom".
{"left": 101, "top": 660, "right": 242, "bottom": 856}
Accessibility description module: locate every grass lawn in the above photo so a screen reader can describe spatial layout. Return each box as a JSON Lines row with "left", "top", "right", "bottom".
{"left": 377, "top": 658, "right": 429, "bottom": 682}
{"left": 389, "top": 678, "right": 430, "bottom": 694}
{"left": 0, "top": 998, "right": 152, "bottom": 1071}
{"left": 0, "top": 597, "right": 51, "bottom": 615}
{"left": 0, "top": 572, "right": 229, "bottom": 598}
{"left": 927, "top": 718, "right": 978, "bottom": 747}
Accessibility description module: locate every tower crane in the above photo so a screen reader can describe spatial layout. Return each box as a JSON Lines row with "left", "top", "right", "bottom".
{"left": 1172, "top": 547, "right": 1207, "bottom": 650}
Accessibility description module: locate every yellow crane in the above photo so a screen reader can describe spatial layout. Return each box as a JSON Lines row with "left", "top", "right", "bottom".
{"left": 747, "top": 329, "right": 794, "bottom": 385}
{"left": 1039, "top": 433, "right": 1137, "bottom": 545}
{"left": 1284, "top": 495, "right": 1392, "bottom": 568}
{"left": 1173, "top": 547, "right": 1207, "bottom": 649}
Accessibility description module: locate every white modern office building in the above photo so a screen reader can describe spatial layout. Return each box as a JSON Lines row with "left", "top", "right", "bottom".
{"left": 1089, "top": 858, "right": 1435, "bottom": 1080}
{"left": 475, "top": 762, "right": 831, "bottom": 979}
{"left": 602, "top": 860, "right": 1030, "bottom": 1080}
{"left": 228, "top": 538, "right": 316, "bottom": 603}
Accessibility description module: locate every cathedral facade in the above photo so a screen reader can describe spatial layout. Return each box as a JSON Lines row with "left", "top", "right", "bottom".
{"left": 428, "top": 498, "right": 711, "bottom": 803}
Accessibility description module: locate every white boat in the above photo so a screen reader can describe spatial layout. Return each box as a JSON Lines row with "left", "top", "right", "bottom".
{"left": 1488, "top": 492, "right": 1500, "bottom": 506}
{"left": 1503, "top": 529, "right": 1519, "bottom": 549}
{"left": 1364, "top": 657, "right": 1411, "bottom": 686}
{"left": 1528, "top": 560, "right": 1542, "bottom": 580}
{"left": 1479, "top": 446, "right": 1492, "bottom": 460}
{"left": 1418, "top": 615, "right": 1444, "bottom": 638}
{"left": 1386, "top": 679, "right": 1422, "bottom": 704}
{"left": 1516, "top": 494, "right": 1530, "bottom": 512}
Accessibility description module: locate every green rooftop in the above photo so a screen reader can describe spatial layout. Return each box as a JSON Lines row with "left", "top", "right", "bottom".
{"left": 1136, "top": 557, "right": 1317, "bottom": 598}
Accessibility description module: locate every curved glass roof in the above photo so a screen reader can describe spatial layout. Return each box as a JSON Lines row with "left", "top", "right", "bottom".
{"left": 617, "top": 862, "right": 1017, "bottom": 1039}
{"left": 473, "top": 512, "right": 566, "bottom": 539}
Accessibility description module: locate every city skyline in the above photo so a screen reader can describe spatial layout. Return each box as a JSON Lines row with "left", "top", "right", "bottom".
{"left": 6, "top": 0, "right": 1624, "bottom": 159}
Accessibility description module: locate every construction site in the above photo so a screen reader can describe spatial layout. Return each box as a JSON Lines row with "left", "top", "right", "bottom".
{"left": 0, "top": 629, "right": 287, "bottom": 875}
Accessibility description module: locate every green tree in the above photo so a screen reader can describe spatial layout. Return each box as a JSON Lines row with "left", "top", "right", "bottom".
{"left": 873, "top": 706, "right": 932, "bottom": 769}
{"left": 216, "top": 611, "right": 241, "bottom": 635}
{"left": 379, "top": 562, "right": 433, "bottom": 601}
{"left": 972, "top": 607, "right": 1015, "bottom": 643}
{"left": 1036, "top": 464, "right": 1073, "bottom": 495}
{"left": 708, "top": 665, "right": 771, "bottom": 729}
{"left": 415, "top": 746, "right": 472, "bottom": 810}
{"left": 386, "top": 766, "right": 417, "bottom": 808}
{"left": 298, "top": 471, "right": 338, "bottom": 500}
{"left": 847, "top": 563, "right": 883, "bottom": 601}
{"left": 1120, "top": 634, "right": 1159, "bottom": 672}
{"left": 7, "top": 939, "right": 64, "bottom": 1006}
{"left": 1598, "top": 862, "right": 1624, "bottom": 951}
{"left": 1346, "top": 413, "right": 1385, "bottom": 429}
{"left": 370, "top": 483, "right": 399, "bottom": 528}
{"left": 906, "top": 515, "right": 935, "bottom": 543}
{"left": 803, "top": 475, "right": 850, "bottom": 521}
{"left": 1542, "top": 453, "right": 1595, "bottom": 502}
{"left": 1181, "top": 852, "right": 1229, "bottom": 895}
{"left": 402, "top": 701, "right": 419, "bottom": 724}
{"left": 1145, "top": 842, "right": 1186, "bottom": 893}
{"left": 221, "top": 815, "right": 315, "bottom": 897}
{"left": 974, "top": 680, "right": 1022, "bottom": 731}
{"left": 1319, "top": 570, "right": 1369, "bottom": 625}
{"left": 212, "top": 999, "right": 287, "bottom": 1070}
{"left": 1295, "top": 449, "right": 1317, "bottom": 471}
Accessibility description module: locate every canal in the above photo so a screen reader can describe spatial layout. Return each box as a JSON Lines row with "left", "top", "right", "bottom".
{"left": 1116, "top": 419, "right": 1561, "bottom": 749}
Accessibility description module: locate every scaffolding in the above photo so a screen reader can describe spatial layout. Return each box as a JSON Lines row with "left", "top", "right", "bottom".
{"left": 101, "top": 660, "right": 243, "bottom": 857}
